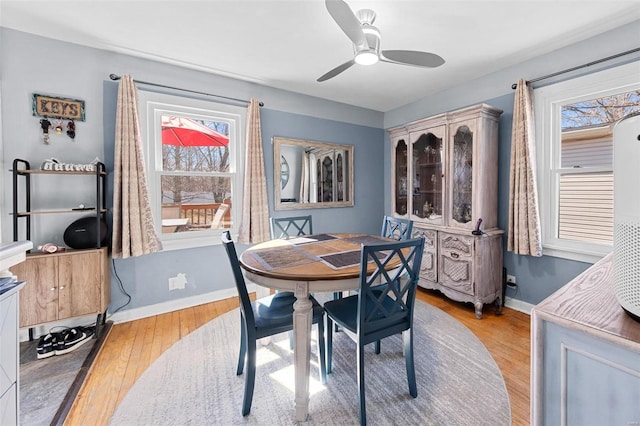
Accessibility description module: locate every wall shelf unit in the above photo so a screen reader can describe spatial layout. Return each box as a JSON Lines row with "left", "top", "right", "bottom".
{"left": 10, "top": 158, "right": 110, "bottom": 337}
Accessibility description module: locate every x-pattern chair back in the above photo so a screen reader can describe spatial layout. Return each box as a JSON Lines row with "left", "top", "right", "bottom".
{"left": 270, "top": 215, "right": 313, "bottom": 239}
{"left": 358, "top": 238, "right": 423, "bottom": 340}
{"left": 381, "top": 216, "right": 414, "bottom": 241}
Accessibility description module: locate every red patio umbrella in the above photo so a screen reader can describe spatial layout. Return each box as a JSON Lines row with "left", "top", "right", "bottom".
{"left": 161, "top": 116, "right": 229, "bottom": 147}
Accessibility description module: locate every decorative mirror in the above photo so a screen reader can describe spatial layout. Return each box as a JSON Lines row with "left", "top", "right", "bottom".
{"left": 273, "top": 136, "right": 354, "bottom": 210}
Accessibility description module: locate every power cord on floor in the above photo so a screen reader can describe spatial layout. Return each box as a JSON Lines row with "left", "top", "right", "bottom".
{"left": 109, "top": 258, "right": 131, "bottom": 315}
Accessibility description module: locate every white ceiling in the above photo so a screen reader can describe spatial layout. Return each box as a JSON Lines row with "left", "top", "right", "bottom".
{"left": 1, "top": 1, "right": 639, "bottom": 112}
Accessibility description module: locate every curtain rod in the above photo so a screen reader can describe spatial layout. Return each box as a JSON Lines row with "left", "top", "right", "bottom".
{"left": 109, "top": 74, "right": 264, "bottom": 107}
{"left": 511, "top": 47, "right": 640, "bottom": 90}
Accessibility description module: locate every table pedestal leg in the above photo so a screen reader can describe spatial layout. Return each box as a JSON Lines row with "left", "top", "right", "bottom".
{"left": 293, "top": 281, "right": 312, "bottom": 422}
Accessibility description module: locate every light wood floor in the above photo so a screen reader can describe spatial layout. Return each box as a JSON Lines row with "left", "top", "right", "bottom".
{"left": 64, "top": 289, "right": 531, "bottom": 425}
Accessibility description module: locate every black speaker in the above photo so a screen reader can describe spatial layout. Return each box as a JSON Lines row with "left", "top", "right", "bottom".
{"left": 64, "top": 216, "right": 108, "bottom": 249}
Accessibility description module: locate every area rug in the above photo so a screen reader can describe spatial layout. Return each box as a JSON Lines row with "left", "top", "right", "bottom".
{"left": 110, "top": 300, "right": 510, "bottom": 425}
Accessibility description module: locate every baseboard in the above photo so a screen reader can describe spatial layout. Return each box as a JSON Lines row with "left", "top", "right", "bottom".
{"left": 504, "top": 296, "right": 534, "bottom": 315}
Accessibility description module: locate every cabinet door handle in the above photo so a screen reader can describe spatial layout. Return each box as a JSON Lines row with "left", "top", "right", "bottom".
{"left": 59, "top": 286, "right": 65, "bottom": 290}
{"left": 450, "top": 252, "right": 459, "bottom": 259}
{"left": 50, "top": 287, "right": 56, "bottom": 291}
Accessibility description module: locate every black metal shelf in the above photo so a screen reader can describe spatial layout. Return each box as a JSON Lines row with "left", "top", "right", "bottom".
{"left": 12, "top": 158, "right": 107, "bottom": 249}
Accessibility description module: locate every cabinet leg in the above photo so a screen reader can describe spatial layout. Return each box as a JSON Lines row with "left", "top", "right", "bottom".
{"left": 495, "top": 297, "right": 503, "bottom": 316}
{"left": 29, "top": 327, "right": 34, "bottom": 341}
{"left": 474, "top": 301, "right": 483, "bottom": 319}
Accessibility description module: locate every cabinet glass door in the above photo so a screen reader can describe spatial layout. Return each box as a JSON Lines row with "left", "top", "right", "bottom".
{"left": 411, "top": 129, "right": 444, "bottom": 224}
{"left": 394, "top": 138, "right": 408, "bottom": 216}
{"left": 451, "top": 124, "right": 473, "bottom": 225}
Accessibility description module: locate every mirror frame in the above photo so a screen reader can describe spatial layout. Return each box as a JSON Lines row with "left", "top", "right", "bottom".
{"left": 274, "top": 136, "right": 354, "bottom": 211}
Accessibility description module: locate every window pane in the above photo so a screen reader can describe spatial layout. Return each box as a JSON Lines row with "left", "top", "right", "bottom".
{"left": 161, "top": 115, "right": 230, "bottom": 173}
{"left": 161, "top": 176, "right": 232, "bottom": 232}
{"left": 558, "top": 172, "right": 613, "bottom": 244}
{"left": 561, "top": 91, "right": 640, "bottom": 130}
{"left": 561, "top": 91, "right": 640, "bottom": 168}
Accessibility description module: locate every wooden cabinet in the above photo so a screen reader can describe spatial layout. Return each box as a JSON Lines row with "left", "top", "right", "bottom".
{"left": 10, "top": 248, "right": 109, "bottom": 328}
{"left": 531, "top": 253, "right": 640, "bottom": 425}
{"left": 390, "top": 104, "right": 503, "bottom": 318}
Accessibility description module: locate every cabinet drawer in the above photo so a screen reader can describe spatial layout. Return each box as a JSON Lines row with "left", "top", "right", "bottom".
{"left": 439, "top": 232, "right": 473, "bottom": 257}
{"left": 0, "top": 292, "right": 18, "bottom": 394}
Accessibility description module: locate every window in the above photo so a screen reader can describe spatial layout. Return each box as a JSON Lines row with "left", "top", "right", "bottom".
{"left": 535, "top": 61, "right": 640, "bottom": 262}
{"left": 138, "top": 91, "right": 245, "bottom": 251}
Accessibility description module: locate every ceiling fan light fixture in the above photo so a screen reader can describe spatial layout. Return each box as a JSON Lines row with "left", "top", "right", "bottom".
{"left": 355, "top": 50, "right": 379, "bottom": 65}
{"left": 354, "top": 25, "right": 380, "bottom": 65}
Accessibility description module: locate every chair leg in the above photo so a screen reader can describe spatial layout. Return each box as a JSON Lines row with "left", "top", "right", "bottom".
{"left": 403, "top": 328, "right": 417, "bottom": 398}
{"left": 357, "top": 343, "right": 367, "bottom": 426}
{"left": 288, "top": 330, "right": 294, "bottom": 350}
{"left": 326, "top": 316, "right": 333, "bottom": 374}
{"left": 237, "top": 315, "right": 247, "bottom": 375}
{"left": 242, "top": 333, "right": 257, "bottom": 416}
{"left": 332, "top": 292, "right": 342, "bottom": 332}
{"left": 316, "top": 316, "right": 327, "bottom": 384}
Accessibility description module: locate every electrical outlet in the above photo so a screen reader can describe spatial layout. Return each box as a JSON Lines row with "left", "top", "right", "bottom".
{"left": 506, "top": 274, "right": 517, "bottom": 287}
{"left": 168, "top": 273, "right": 187, "bottom": 291}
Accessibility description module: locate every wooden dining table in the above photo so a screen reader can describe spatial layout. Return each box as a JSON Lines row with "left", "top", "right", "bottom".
{"left": 238, "top": 232, "right": 396, "bottom": 422}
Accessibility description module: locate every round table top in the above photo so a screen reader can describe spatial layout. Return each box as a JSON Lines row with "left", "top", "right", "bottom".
{"left": 239, "top": 233, "right": 394, "bottom": 282}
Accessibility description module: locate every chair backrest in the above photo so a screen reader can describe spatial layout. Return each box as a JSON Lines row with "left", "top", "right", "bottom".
{"left": 381, "top": 216, "right": 414, "bottom": 241}
{"left": 221, "top": 231, "right": 254, "bottom": 326}
{"left": 270, "top": 215, "right": 313, "bottom": 239}
{"left": 211, "top": 204, "right": 230, "bottom": 229}
{"left": 357, "top": 237, "right": 424, "bottom": 344}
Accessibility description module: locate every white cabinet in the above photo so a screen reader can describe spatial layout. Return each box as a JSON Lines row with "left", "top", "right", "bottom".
{"left": 0, "top": 284, "right": 23, "bottom": 426}
{"left": 0, "top": 241, "right": 31, "bottom": 426}
{"left": 531, "top": 253, "right": 640, "bottom": 425}
{"left": 390, "top": 104, "right": 503, "bottom": 318}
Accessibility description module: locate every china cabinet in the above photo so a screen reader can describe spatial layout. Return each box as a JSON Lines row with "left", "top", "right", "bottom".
{"left": 389, "top": 103, "right": 503, "bottom": 318}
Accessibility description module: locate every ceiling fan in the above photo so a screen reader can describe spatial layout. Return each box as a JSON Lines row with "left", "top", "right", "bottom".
{"left": 317, "top": 0, "right": 445, "bottom": 82}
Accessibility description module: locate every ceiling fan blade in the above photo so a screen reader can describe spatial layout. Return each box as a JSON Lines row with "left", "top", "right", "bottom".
{"left": 325, "top": 0, "right": 368, "bottom": 49}
{"left": 381, "top": 50, "right": 445, "bottom": 68}
{"left": 317, "top": 59, "right": 356, "bottom": 82}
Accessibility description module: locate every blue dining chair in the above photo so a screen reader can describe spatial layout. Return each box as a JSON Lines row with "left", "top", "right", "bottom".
{"left": 270, "top": 215, "right": 313, "bottom": 239}
{"left": 333, "top": 216, "right": 414, "bottom": 320}
{"left": 221, "top": 231, "right": 327, "bottom": 416}
{"left": 324, "top": 237, "right": 425, "bottom": 426}
{"left": 381, "top": 215, "right": 414, "bottom": 241}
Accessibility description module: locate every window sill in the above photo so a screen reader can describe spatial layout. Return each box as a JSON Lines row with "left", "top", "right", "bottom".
{"left": 159, "top": 229, "right": 238, "bottom": 252}
{"left": 541, "top": 243, "right": 612, "bottom": 264}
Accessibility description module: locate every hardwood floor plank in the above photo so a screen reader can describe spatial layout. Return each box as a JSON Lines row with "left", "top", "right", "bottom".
{"left": 64, "top": 292, "right": 531, "bottom": 425}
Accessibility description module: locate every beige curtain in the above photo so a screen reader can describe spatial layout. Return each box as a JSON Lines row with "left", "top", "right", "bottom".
{"left": 112, "top": 75, "right": 163, "bottom": 258}
{"left": 299, "top": 151, "right": 309, "bottom": 203}
{"left": 508, "top": 79, "right": 542, "bottom": 256}
{"left": 238, "top": 99, "right": 270, "bottom": 243}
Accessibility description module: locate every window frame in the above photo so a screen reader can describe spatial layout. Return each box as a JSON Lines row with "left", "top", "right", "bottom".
{"left": 534, "top": 61, "right": 640, "bottom": 263}
{"left": 138, "top": 90, "right": 245, "bottom": 251}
